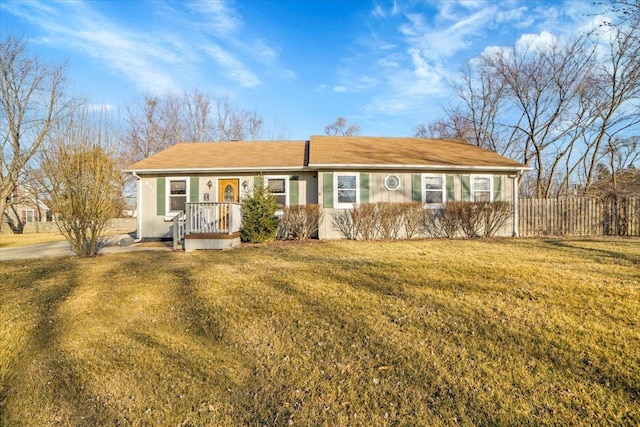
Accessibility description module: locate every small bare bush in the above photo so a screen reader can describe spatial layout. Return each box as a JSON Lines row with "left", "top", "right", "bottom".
{"left": 402, "top": 203, "right": 426, "bottom": 239}
{"left": 439, "top": 202, "right": 464, "bottom": 238}
{"left": 457, "top": 202, "right": 484, "bottom": 238}
{"left": 423, "top": 209, "right": 446, "bottom": 238}
{"left": 377, "top": 203, "right": 404, "bottom": 239}
{"left": 279, "top": 204, "right": 323, "bottom": 240}
{"left": 352, "top": 203, "right": 379, "bottom": 240}
{"left": 333, "top": 210, "right": 357, "bottom": 240}
{"left": 482, "top": 201, "right": 512, "bottom": 237}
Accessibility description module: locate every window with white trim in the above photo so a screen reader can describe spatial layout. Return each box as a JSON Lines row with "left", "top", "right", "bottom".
{"left": 423, "top": 174, "right": 445, "bottom": 208}
{"left": 24, "top": 209, "right": 35, "bottom": 223}
{"left": 472, "top": 175, "right": 492, "bottom": 202}
{"left": 335, "top": 173, "right": 359, "bottom": 209}
{"left": 266, "top": 176, "right": 289, "bottom": 210}
{"left": 384, "top": 174, "right": 401, "bottom": 191}
{"left": 168, "top": 179, "right": 188, "bottom": 213}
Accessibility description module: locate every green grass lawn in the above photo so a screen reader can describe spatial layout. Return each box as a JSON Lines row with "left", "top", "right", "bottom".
{"left": 1, "top": 238, "right": 638, "bottom": 426}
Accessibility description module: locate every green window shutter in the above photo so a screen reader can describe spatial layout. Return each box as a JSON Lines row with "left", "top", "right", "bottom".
{"left": 493, "top": 176, "right": 502, "bottom": 201}
{"left": 254, "top": 176, "right": 262, "bottom": 188}
{"left": 323, "top": 173, "right": 334, "bottom": 208}
{"left": 289, "top": 178, "right": 299, "bottom": 206}
{"left": 412, "top": 174, "right": 422, "bottom": 202}
{"left": 156, "top": 177, "right": 166, "bottom": 215}
{"left": 461, "top": 175, "right": 471, "bottom": 201}
{"left": 190, "top": 177, "right": 199, "bottom": 203}
{"left": 360, "top": 173, "right": 369, "bottom": 203}
{"left": 446, "top": 175, "right": 455, "bottom": 201}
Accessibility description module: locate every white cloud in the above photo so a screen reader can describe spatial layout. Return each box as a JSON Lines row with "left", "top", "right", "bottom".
{"left": 372, "top": 5, "right": 386, "bottom": 19}
{"left": 202, "top": 44, "right": 260, "bottom": 88}
{"left": 516, "top": 31, "right": 557, "bottom": 53}
{"left": 87, "top": 103, "right": 117, "bottom": 113}
{"left": 333, "top": 86, "right": 348, "bottom": 93}
{"left": 186, "top": 0, "right": 241, "bottom": 35}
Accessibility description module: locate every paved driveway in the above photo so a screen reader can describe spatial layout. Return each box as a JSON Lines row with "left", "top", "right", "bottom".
{"left": 0, "top": 235, "right": 171, "bottom": 262}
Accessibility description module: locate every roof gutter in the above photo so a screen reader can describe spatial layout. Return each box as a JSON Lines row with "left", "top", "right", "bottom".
{"left": 131, "top": 172, "right": 142, "bottom": 243}
{"left": 308, "top": 163, "right": 532, "bottom": 172}
{"left": 124, "top": 166, "right": 310, "bottom": 174}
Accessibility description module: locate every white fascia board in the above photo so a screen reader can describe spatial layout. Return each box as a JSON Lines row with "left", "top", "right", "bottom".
{"left": 308, "top": 163, "right": 532, "bottom": 172}
{"left": 124, "top": 166, "right": 308, "bottom": 174}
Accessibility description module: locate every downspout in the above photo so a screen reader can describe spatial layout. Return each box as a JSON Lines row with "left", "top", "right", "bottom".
{"left": 132, "top": 172, "right": 143, "bottom": 242}
{"left": 512, "top": 171, "right": 521, "bottom": 237}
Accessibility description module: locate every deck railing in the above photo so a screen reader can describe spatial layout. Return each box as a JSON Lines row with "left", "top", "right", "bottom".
{"left": 174, "top": 202, "right": 242, "bottom": 249}
{"left": 185, "top": 202, "right": 242, "bottom": 234}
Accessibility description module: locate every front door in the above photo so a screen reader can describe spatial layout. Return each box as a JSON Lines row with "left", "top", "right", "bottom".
{"left": 218, "top": 179, "right": 240, "bottom": 203}
{"left": 217, "top": 179, "right": 239, "bottom": 231}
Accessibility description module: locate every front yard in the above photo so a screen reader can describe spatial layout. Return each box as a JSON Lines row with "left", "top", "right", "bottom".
{"left": 1, "top": 238, "right": 638, "bottom": 426}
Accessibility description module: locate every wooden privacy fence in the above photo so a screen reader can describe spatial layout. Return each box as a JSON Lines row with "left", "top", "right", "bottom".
{"left": 519, "top": 196, "right": 640, "bottom": 237}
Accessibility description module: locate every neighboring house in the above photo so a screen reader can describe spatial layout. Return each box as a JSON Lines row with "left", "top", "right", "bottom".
{"left": 125, "top": 136, "right": 530, "bottom": 244}
{"left": 2, "top": 185, "right": 52, "bottom": 233}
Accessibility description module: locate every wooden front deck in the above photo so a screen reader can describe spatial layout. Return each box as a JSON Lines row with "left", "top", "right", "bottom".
{"left": 173, "top": 202, "right": 242, "bottom": 250}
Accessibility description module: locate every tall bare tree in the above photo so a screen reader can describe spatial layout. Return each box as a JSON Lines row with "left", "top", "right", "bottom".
{"left": 123, "top": 91, "right": 267, "bottom": 164}
{"left": 41, "top": 104, "right": 124, "bottom": 257}
{"left": 0, "top": 35, "right": 68, "bottom": 229}
{"left": 324, "top": 117, "right": 360, "bottom": 136}
{"left": 420, "top": 20, "right": 639, "bottom": 198}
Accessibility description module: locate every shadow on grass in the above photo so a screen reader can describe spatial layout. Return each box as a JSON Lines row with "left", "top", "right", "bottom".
{"left": 541, "top": 238, "right": 640, "bottom": 266}
{"left": 229, "top": 245, "right": 640, "bottom": 424}
{"left": 2, "top": 258, "right": 122, "bottom": 425}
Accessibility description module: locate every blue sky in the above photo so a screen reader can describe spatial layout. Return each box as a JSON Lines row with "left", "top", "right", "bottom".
{"left": 1, "top": 0, "right": 610, "bottom": 140}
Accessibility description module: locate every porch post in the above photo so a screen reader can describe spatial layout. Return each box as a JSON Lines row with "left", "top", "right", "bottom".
{"left": 228, "top": 202, "right": 233, "bottom": 235}
{"left": 512, "top": 173, "right": 520, "bottom": 237}
{"left": 185, "top": 203, "right": 191, "bottom": 236}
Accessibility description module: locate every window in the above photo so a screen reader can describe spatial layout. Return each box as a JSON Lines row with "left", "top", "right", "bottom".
{"left": 266, "top": 176, "right": 289, "bottom": 210}
{"left": 423, "top": 174, "right": 445, "bottom": 208}
{"left": 335, "top": 173, "right": 359, "bottom": 209}
{"left": 169, "top": 179, "right": 187, "bottom": 212}
{"left": 472, "top": 176, "right": 492, "bottom": 202}
{"left": 24, "top": 209, "right": 35, "bottom": 223}
{"left": 384, "top": 174, "right": 401, "bottom": 191}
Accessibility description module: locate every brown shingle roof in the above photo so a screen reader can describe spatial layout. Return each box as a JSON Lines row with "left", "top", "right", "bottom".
{"left": 126, "top": 136, "right": 529, "bottom": 173}
{"left": 309, "top": 135, "right": 528, "bottom": 169}
{"left": 127, "top": 141, "right": 308, "bottom": 172}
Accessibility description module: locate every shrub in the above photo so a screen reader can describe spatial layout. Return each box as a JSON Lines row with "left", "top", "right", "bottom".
{"left": 423, "top": 209, "right": 445, "bottom": 238}
{"left": 376, "top": 203, "right": 405, "bottom": 239}
{"left": 279, "top": 204, "right": 323, "bottom": 240}
{"left": 482, "top": 201, "right": 512, "bottom": 237}
{"left": 240, "top": 177, "right": 279, "bottom": 243}
{"left": 438, "top": 202, "right": 464, "bottom": 238}
{"left": 352, "top": 203, "right": 379, "bottom": 240}
{"left": 402, "top": 203, "right": 425, "bottom": 239}
{"left": 333, "top": 209, "right": 357, "bottom": 239}
{"left": 333, "top": 204, "right": 379, "bottom": 240}
{"left": 457, "top": 202, "right": 484, "bottom": 238}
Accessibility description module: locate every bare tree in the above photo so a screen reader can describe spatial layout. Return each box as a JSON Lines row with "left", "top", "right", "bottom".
{"left": 41, "top": 105, "right": 124, "bottom": 257}
{"left": 0, "top": 35, "right": 68, "bottom": 230}
{"left": 324, "top": 117, "right": 360, "bottom": 136}
{"left": 123, "top": 91, "right": 267, "bottom": 163}
{"left": 579, "top": 22, "right": 640, "bottom": 192}
{"left": 422, "top": 24, "right": 640, "bottom": 199}
{"left": 122, "top": 94, "right": 177, "bottom": 163}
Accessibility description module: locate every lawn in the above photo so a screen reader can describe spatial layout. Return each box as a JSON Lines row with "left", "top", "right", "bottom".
{"left": 1, "top": 238, "right": 638, "bottom": 426}
{"left": 0, "top": 232, "right": 67, "bottom": 248}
